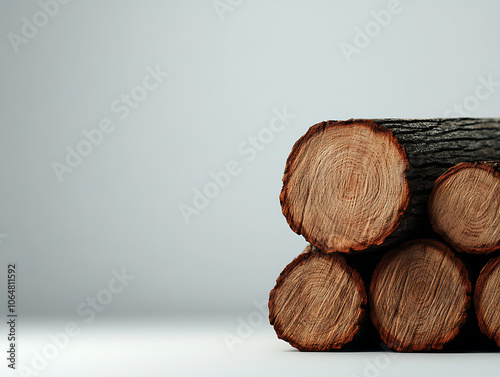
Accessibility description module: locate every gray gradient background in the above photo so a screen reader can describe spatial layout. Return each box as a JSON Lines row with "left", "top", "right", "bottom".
{"left": 2, "top": 0, "right": 500, "bottom": 318}
{"left": 1, "top": 1, "right": 500, "bottom": 375}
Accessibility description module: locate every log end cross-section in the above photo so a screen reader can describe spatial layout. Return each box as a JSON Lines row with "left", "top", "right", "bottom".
{"left": 429, "top": 162, "right": 500, "bottom": 254}
{"left": 280, "top": 119, "right": 410, "bottom": 253}
{"left": 474, "top": 256, "right": 500, "bottom": 347}
{"left": 370, "top": 239, "right": 471, "bottom": 352}
{"left": 269, "top": 246, "right": 366, "bottom": 351}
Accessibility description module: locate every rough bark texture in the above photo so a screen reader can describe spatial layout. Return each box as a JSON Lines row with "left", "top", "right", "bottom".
{"left": 268, "top": 245, "right": 366, "bottom": 351}
{"left": 429, "top": 161, "right": 500, "bottom": 254}
{"left": 280, "top": 119, "right": 410, "bottom": 253}
{"left": 281, "top": 118, "right": 500, "bottom": 253}
{"left": 370, "top": 239, "right": 471, "bottom": 352}
{"left": 374, "top": 118, "right": 500, "bottom": 249}
{"left": 474, "top": 256, "right": 500, "bottom": 347}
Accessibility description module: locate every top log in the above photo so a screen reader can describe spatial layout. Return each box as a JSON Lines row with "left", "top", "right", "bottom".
{"left": 280, "top": 118, "right": 500, "bottom": 253}
{"left": 429, "top": 161, "right": 500, "bottom": 254}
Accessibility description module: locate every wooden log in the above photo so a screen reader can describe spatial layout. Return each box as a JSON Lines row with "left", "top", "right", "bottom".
{"left": 280, "top": 118, "right": 500, "bottom": 252}
{"left": 370, "top": 239, "right": 471, "bottom": 351}
{"left": 280, "top": 120, "right": 410, "bottom": 253}
{"left": 429, "top": 161, "right": 500, "bottom": 254}
{"left": 474, "top": 256, "right": 500, "bottom": 346}
{"left": 268, "top": 245, "right": 366, "bottom": 351}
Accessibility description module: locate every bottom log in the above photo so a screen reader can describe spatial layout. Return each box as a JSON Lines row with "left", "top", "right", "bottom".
{"left": 370, "top": 239, "right": 471, "bottom": 351}
{"left": 268, "top": 246, "right": 366, "bottom": 351}
{"left": 475, "top": 256, "right": 500, "bottom": 347}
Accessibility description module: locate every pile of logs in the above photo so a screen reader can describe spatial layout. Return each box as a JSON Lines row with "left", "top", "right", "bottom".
{"left": 269, "top": 119, "right": 500, "bottom": 352}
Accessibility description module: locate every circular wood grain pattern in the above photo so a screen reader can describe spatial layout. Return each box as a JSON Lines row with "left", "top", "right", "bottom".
{"left": 269, "top": 247, "right": 366, "bottom": 351}
{"left": 474, "top": 256, "right": 500, "bottom": 346}
{"left": 280, "top": 120, "right": 409, "bottom": 253}
{"left": 370, "top": 239, "right": 471, "bottom": 351}
{"left": 429, "top": 162, "right": 500, "bottom": 254}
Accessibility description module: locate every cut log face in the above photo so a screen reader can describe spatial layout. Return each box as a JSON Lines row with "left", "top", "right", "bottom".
{"left": 429, "top": 162, "right": 500, "bottom": 254}
{"left": 370, "top": 239, "right": 471, "bottom": 351}
{"left": 280, "top": 120, "right": 410, "bottom": 253}
{"left": 268, "top": 246, "right": 366, "bottom": 351}
{"left": 474, "top": 256, "right": 500, "bottom": 346}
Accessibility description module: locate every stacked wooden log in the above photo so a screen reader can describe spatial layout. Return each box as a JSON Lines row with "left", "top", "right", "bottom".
{"left": 269, "top": 119, "right": 500, "bottom": 352}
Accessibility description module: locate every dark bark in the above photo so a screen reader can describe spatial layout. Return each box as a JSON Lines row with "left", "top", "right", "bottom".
{"left": 370, "top": 118, "right": 500, "bottom": 250}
